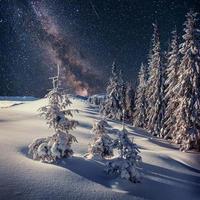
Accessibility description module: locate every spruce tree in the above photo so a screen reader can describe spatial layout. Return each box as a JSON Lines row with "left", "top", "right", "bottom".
{"left": 161, "top": 29, "right": 180, "bottom": 139}
{"left": 120, "top": 77, "right": 133, "bottom": 122}
{"left": 105, "top": 127, "right": 142, "bottom": 183}
{"left": 133, "top": 63, "right": 148, "bottom": 128}
{"left": 146, "top": 23, "right": 164, "bottom": 136}
{"left": 159, "top": 51, "right": 168, "bottom": 136}
{"left": 87, "top": 119, "right": 114, "bottom": 159}
{"left": 124, "top": 82, "right": 135, "bottom": 122}
{"left": 28, "top": 65, "right": 78, "bottom": 162}
{"left": 100, "top": 62, "right": 125, "bottom": 120}
{"left": 173, "top": 11, "right": 200, "bottom": 151}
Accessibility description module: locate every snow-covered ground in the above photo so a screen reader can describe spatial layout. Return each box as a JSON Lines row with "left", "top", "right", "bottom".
{"left": 0, "top": 97, "right": 199, "bottom": 200}
{"left": 0, "top": 96, "right": 37, "bottom": 108}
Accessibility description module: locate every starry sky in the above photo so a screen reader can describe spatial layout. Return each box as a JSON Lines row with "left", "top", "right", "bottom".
{"left": 0, "top": 0, "right": 200, "bottom": 97}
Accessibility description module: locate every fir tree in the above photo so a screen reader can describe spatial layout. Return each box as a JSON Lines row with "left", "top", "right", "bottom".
{"left": 133, "top": 63, "right": 148, "bottom": 128}
{"left": 161, "top": 29, "right": 180, "bottom": 139}
{"left": 105, "top": 127, "right": 142, "bottom": 183}
{"left": 87, "top": 119, "right": 114, "bottom": 159}
{"left": 124, "top": 82, "right": 135, "bottom": 122}
{"left": 159, "top": 51, "right": 168, "bottom": 136}
{"left": 173, "top": 11, "right": 200, "bottom": 151}
{"left": 29, "top": 65, "right": 78, "bottom": 162}
{"left": 100, "top": 62, "right": 125, "bottom": 120}
{"left": 39, "top": 87, "right": 78, "bottom": 133}
{"left": 120, "top": 77, "right": 134, "bottom": 122}
{"left": 146, "top": 23, "right": 164, "bottom": 136}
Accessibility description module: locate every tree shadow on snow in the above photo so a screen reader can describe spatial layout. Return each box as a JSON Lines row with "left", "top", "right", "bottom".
{"left": 127, "top": 126, "right": 179, "bottom": 150}
{"left": 59, "top": 156, "right": 200, "bottom": 200}
{"left": 117, "top": 161, "right": 200, "bottom": 200}
{"left": 82, "top": 110, "right": 99, "bottom": 116}
{"left": 158, "top": 156, "right": 200, "bottom": 174}
{"left": 55, "top": 156, "right": 119, "bottom": 189}
{"left": 19, "top": 146, "right": 200, "bottom": 200}
{"left": 20, "top": 146, "right": 33, "bottom": 160}
{"left": 78, "top": 121, "right": 93, "bottom": 129}
{"left": 148, "top": 138, "right": 179, "bottom": 150}
{"left": 20, "top": 146, "right": 121, "bottom": 190}
{"left": 85, "top": 105, "right": 99, "bottom": 113}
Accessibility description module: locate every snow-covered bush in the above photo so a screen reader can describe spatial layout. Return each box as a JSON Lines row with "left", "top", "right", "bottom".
{"left": 28, "top": 131, "right": 77, "bottom": 163}
{"left": 105, "top": 157, "right": 141, "bottom": 183}
{"left": 87, "top": 119, "right": 114, "bottom": 159}
{"left": 105, "top": 128, "right": 142, "bottom": 183}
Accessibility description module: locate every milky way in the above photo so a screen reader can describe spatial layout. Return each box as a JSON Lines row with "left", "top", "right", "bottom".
{"left": 30, "top": 0, "right": 103, "bottom": 96}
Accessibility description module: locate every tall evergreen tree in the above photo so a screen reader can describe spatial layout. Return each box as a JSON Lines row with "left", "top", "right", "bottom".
{"left": 146, "top": 23, "right": 164, "bottom": 136}
{"left": 124, "top": 82, "right": 135, "bottom": 122}
{"left": 161, "top": 29, "right": 180, "bottom": 139}
{"left": 173, "top": 11, "right": 200, "bottom": 151}
{"left": 100, "top": 62, "right": 125, "bottom": 120}
{"left": 159, "top": 51, "right": 168, "bottom": 136}
{"left": 133, "top": 63, "right": 148, "bottom": 128}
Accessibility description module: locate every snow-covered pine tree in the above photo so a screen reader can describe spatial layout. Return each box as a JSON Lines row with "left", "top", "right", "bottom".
{"left": 133, "top": 63, "right": 148, "bottom": 128}
{"left": 87, "top": 119, "right": 114, "bottom": 159}
{"left": 100, "top": 62, "right": 125, "bottom": 120}
{"left": 120, "top": 77, "right": 134, "bottom": 122}
{"left": 146, "top": 23, "right": 165, "bottom": 136}
{"left": 159, "top": 50, "right": 168, "bottom": 136}
{"left": 121, "top": 76, "right": 127, "bottom": 115}
{"left": 39, "top": 88, "right": 78, "bottom": 133}
{"left": 29, "top": 65, "right": 78, "bottom": 162}
{"left": 161, "top": 29, "right": 180, "bottom": 139}
{"left": 124, "top": 82, "right": 135, "bottom": 123}
{"left": 105, "top": 127, "right": 142, "bottom": 183}
{"left": 172, "top": 11, "right": 200, "bottom": 151}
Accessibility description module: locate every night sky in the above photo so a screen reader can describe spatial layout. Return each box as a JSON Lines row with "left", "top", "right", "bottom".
{"left": 0, "top": 0, "right": 200, "bottom": 97}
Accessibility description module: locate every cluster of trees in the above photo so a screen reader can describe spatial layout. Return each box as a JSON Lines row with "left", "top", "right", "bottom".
{"left": 100, "top": 62, "right": 135, "bottom": 122}
{"left": 86, "top": 119, "right": 142, "bottom": 183}
{"left": 28, "top": 65, "right": 142, "bottom": 184}
{"left": 133, "top": 10, "right": 200, "bottom": 151}
{"left": 100, "top": 11, "right": 200, "bottom": 152}
{"left": 28, "top": 65, "right": 78, "bottom": 162}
